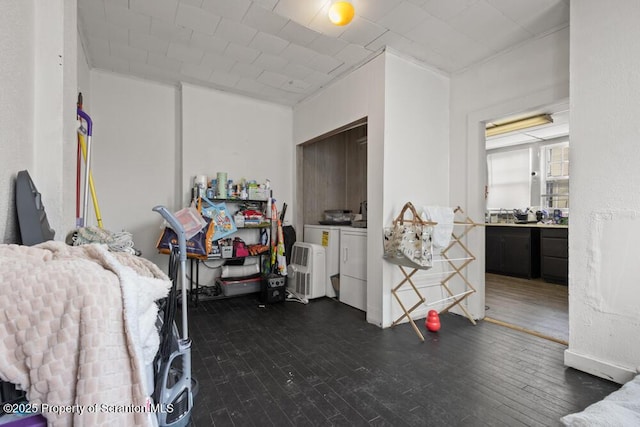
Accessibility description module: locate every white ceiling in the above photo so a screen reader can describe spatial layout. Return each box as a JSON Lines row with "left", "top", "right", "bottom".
{"left": 78, "top": 0, "right": 570, "bottom": 106}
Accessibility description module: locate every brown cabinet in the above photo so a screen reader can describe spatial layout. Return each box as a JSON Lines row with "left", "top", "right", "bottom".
{"left": 540, "top": 228, "right": 568, "bottom": 285}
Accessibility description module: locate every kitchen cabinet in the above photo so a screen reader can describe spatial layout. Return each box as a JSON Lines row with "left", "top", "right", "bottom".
{"left": 540, "top": 227, "right": 568, "bottom": 285}
{"left": 339, "top": 228, "right": 366, "bottom": 311}
{"left": 485, "top": 226, "right": 540, "bottom": 279}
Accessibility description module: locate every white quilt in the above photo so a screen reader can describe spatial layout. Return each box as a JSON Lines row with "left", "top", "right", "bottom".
{"left": 0, "top": 242, "right": 171, "bottom": 426}
{"left": 561, "top": 374, "right": 640, "bottom": 426}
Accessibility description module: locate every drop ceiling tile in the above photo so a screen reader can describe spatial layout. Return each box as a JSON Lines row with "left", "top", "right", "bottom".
{"left": 422, "top": 0, "right": 477, "bottom": 21}
{"left": 105, "top": 2, "right": 152, "bottom": 32}
{"left": 231, "top": 63, "right": 263, "bottom": 79}
{"left": 307, "top": 9, "right": 347, "bottom": 38}
{"left": 253, "top": 52, "right": 288, "bottom": 72}
{"left": 78, "top": 0, "right": 105, "bottom": 20}
{"left": 242, "top": 4, "right": 289, "bottom": 35}
{"left": 278, "top": 20, "right": 320, "bottom": 47}
{"left": 281, "top": 79, "right": 311, "bottom": 93}
{"left": 215, "top": 18, "right": 258, "bottom": 46}
{"left": 333, "top": 44, "right": 372, "bottom": 66}
{"left": 147, "top": 52, "right": 183, "bottom": 72}
{"left": 224, "top": 42, "right": 260, "bottom": 63}
{"left": 281, "top": 62, "right": 314, "bottom": 80}
{"left": 405, "top": 14, "right": 486, "bottom": 58}
{"left": 130, "top": 32, "right": 170, "bottom": 54}
{"left": 524, "top": 123, "right": 569, "bottom": 139}
{"left": 201, "top": 51, "right": 235, "bottom": 71}
{"left": 167, "top": 42, "right": 204, "bottom": 63}
{"left": 130, "top": 61, "right": 180, "bottom": 82}
{"left": 338, "top": 17, "right": 387, "bottom": 47}
{"left": 130, "top": 0, "right": 179, "bottom": 22}
{"left": 150, "top": 17, "right": 193, "bottom": 43}
{"left": 307, "top": 33, "right": 348, "bottom": 57}
{"left": 86, "top": 36, "right": 110, "bottom": 57}
{"left": 307, "top": 52, "right": 343, "bottom": 74}
{"left": 273, "top": 0, "right": 325, "bottom": 25}
{"left": 175, "top": 3, "right": 220, "bottom": 35}
{"left": 257, "top": 70, "right": 289, "bottom": 88}
{"left": 377, "top": 1, "right": 430, "bottom": 34}
{"left": 190, "top": 32, "right": 227, "bottom": 54}
{"left": 110, "top": 41, "right": 149, "bottom": 63}
{"left": 82, "top": 17, "right": 129, "bottom": 44}
{"left": 279, "top": 44, "right": 318, "bottom": 66}
{"left": 180, "top": 62, "right": 213, "bottom": 81}
{"left": 486, "top": 132, "right": 538, "bottom": 150}
{"left": 487, "top": 0, "right": 569, "bottom": 35}
{"left": 201, "top": 0, "right": 251, "bottom": 21}
{"left": 179, "top": 0, "right": 203, "bottom": 7}
{"left": 404, "top": 0, "right": 428, "bottom": 6}
{"left": 93, "top": 54, "right": 130, "bottom": 74}
{"left": 365, "top": 30, "right": 412, "bottom": 53}
{"left": 252, "top": 0, "right": 278, "bottom": 10}
{"left": 209, "top": 70, "right": 241, "bottom": 86}
{"left": 249, "top": 32, "right": 289, "bottom": 55}
{"left": 302, "top": 70, "right": 332, "bottom": 86}
{"left": 357, "top": 0, "right": 403, "bottom": 22}
{"left": 102, "top": 0, "right": 128, "bottom": 9}
{"left": 235, "top": 77, "right": 270, "bottom": 93}
{"left": 447, "top": 1, "right": 530, "bottom": 49}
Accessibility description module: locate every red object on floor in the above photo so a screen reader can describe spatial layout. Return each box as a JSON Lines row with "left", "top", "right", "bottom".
{"left": 425, "top": 310, "right": 441, "bottom": 332}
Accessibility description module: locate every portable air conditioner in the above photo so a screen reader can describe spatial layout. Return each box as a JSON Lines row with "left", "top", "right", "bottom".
{"left": 287, "top": 242, "right": 326, "bottom": 300}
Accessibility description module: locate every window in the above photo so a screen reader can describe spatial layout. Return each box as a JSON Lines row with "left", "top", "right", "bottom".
{"left": 542, "top": 143, "right": 569, "bottom": 208}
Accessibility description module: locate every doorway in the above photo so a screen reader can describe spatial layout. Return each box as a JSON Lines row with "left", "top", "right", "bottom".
{"left": 483, "top": 103, "right": 570, "bottom": 344}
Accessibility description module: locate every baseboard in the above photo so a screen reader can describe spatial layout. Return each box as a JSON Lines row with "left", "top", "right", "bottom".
{"left": 564, "top": 349, "right": 637, "bottom": 384}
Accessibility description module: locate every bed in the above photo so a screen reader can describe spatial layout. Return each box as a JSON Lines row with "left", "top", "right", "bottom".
{"left": 0, "top": 241, "right": 171, "bottom": 426}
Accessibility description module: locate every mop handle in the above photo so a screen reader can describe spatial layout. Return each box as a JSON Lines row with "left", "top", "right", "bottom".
{"left": 152, "top": 205, "right": 186, "bottom": 262}
{"left": 76, "top": 109, "right": 92, "bottom": 136}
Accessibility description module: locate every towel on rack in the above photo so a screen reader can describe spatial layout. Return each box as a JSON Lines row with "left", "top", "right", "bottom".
{"left": 421, "top": 206, "right": 454, "bottom": 249}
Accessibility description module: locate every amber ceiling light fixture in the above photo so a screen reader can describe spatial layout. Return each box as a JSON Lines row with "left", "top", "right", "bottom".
{"left": 485, "top": 114, "right": 553, "bottom": 137}
{"left": 328, "top": 1, "right": 355, "bottom": 26}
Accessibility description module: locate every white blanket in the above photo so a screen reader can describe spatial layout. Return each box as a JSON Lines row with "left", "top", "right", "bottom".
{"left": 561, "top": 374, "right": 640, "bottom": 426}
{"left": 421, "top": 206, "right": 455, "bottom": 249}
{"left": 0, "top": 242, "right": 171, "bottom": 426}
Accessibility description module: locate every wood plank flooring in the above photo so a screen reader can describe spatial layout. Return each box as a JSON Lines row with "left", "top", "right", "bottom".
{"left": 484, "top": 273, "right": 568, "bottom": 343}
{"left": 186, "top": 292, "right": 617, "bottom": 426}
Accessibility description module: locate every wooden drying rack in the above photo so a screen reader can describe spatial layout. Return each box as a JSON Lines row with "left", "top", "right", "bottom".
{"left": 387, "top": 201, "right": 482, "bottom": 341}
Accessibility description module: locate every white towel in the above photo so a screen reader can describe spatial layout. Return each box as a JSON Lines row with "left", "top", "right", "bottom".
{"left": 422, "top": 206, "right": 455, "bottom": 249}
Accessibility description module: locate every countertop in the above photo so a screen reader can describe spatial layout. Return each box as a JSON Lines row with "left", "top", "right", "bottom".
{"left": 485, "top": 222, "right": 568, "bottom": 229}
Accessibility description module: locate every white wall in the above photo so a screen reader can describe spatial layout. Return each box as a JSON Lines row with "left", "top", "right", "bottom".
{"left": 383, "top": 52, "right": 450, "bottom": 326}
{"left": 181, "top": 84, "right": 293, "bottom": 210}
{"left": 450, "top": 27, "right": 570, "bottom": 319}
{"left": 565, "top": 0, "right": 640, "bottom": 384}
{"left": 294, "top": 53, "right": 385, "bottom": 325}
{"left": 0, "top": 0, "right": 76, "bottom": 244}
{"left": 0, "top": 0, "right": 35, "bottom": 243}
{"left": 294, "top": 51, "right": 450, "bottom": 328}
{"left": 89, "top": 71, "right": 179, "bottom": 268}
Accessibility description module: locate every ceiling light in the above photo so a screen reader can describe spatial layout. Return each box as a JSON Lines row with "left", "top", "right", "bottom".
{"left": 328, "top": 1, "right": 355, "bottom": 26}
{"left": 485, "top": 114, "right": 553, "bottom": 138}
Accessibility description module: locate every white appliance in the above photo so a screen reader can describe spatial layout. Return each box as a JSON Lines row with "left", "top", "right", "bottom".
{"left": 303, "top": 224, "right": 344, "bottom": 298}
{"left": 287, "top": 242, "right": 326, "bottom": 301}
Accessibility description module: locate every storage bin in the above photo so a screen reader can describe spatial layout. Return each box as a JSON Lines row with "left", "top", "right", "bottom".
{"left": 217, "top": 277, "right": 261, "bottom": 297}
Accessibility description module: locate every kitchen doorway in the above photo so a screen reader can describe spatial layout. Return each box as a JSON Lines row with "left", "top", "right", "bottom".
{"left": 483, "top": 103, "right": 569, "bottom": 344}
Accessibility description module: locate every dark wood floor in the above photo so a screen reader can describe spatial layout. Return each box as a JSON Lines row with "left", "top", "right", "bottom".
{"left": 485, "top": 273, "right": 569, "bottom": 343}
{"left": 185, "top": 293, "right": 618, "bottom": 426}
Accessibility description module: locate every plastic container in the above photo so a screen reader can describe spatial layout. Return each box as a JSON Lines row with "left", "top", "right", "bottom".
{"left": 321, "top": 210, "right": 353, "bottom": 224}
